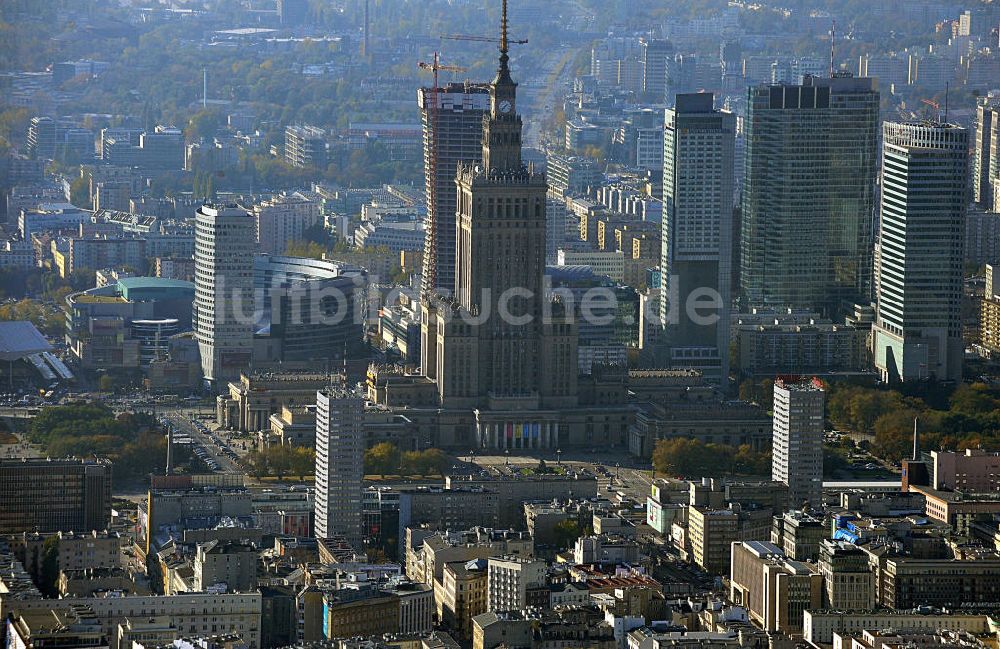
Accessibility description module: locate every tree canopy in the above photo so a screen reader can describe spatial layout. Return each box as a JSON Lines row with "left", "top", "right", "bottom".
{"left": 26, "top": 404, "right": 184, "bottom": 481}
{"left": 652, "top": 438, "right": 771, "bottom": 478}
{"left": 363, "top": 442, "right": 449, "bottom": 478}
{"left": 826, "top": 382, "right": 1000, "bottom": 462}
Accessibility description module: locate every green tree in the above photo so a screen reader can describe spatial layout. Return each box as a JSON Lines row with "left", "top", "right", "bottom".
{"left": 285, "top": 240, "right": 327, "bottom": 260}
{"left": 552, "top": 519, "right": 583, "bottom": 550}
{"left": 98, "top": 375, "right": 115, "bottom": 392}
{"left": 185, "top": 109, "right": 221, "bottom": 142}
{"left": 419, "top": 448, "right": 448, "bottom": 476}
{"left": 291, "top": 446, "right": 315, "bottom": 481}
{"left": 269, "top": 445, "right": 292, "bottom": 480}
{"left": 39, "top": 536, "right": 59, "bottom": 597}
{"left": 69, "top": 174, "right": 89, "bottom": 208}
{"left": 247, "top": 449, "right": 269, "bottom": 479}
{"left": 364, "top": 442, "right": 401, "bottom": 477}
{"left": 401, "top": 450, "right": 424, "bottom": 476}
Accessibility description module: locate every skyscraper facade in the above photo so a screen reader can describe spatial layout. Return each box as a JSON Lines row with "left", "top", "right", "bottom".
{"left": 873, "top": 122, "right": 969, "bottom": 383}
{"left": 314, "top": 386, "right": 365, "bottom": 544}
{"left": 0, "top": 458, "right": 112, "bottom": 534}
{"left": 660, "top": 92, "right": 735, "bottom": 383}
{"left": 973, "top": 100, "right": 999, "bottom": 210}
{"left": 640, "top": 38, "right": 673, "bottom": 103}
{"left": 418, "top": 83, "right": 490, "bottom": 295}
{"left": 194, "top": 203, "right": 257, "bottom": 386}
{"left": 419, "top": 2, "right": 579, "bottom": 443}
{"left": 771, "top": 379, "right": 825, "bottom": 508}
{"left": 741, "top": 75, "right": 879, "bottom": 318}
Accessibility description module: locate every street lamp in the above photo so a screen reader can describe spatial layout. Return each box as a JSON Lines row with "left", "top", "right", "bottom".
{"left": 615, "top": 462, "right": 620, "bottom": 480}
{"left": 556, "top": 449, "right": 562, "bottom": 466}
{"left": 505, "top": 449, "right": 510, "bottom": 466}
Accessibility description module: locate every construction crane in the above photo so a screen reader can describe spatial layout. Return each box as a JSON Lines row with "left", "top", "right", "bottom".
{"left": 921, "top": 97, "right": 942, "bottom": 121}
{"left": 417, "top": 52, "right": 467, "bottom": 294}
{"left": 920, "top": 85, "right": 950, "bottom": 122}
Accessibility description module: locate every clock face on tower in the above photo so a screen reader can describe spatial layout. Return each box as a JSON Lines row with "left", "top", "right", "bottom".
{"left": 499, "top": 100, "right": 512, "bottom": 114}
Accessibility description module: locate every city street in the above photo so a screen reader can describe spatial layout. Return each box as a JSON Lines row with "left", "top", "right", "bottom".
{"left": 160, "top": 407, "right": 242, "bottom": 474}
{"left": 466, "top": 449, "right": 656, "bottom": 503}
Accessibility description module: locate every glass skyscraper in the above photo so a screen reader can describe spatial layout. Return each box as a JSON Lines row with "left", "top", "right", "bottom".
{"left": 741, "top": 74, "right": 879, "bottom": 318}
{"left": 873, "top": 121, "right": 969, "bottom": 383}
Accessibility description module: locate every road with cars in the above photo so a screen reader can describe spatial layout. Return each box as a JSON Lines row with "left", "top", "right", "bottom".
{"left": 160, "top": 407, "right": 242, "bottom": 474}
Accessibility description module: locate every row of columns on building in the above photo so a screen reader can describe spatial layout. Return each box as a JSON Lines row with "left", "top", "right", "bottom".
{"left": 479, "top": 420, "right": 560, "bottom": 450}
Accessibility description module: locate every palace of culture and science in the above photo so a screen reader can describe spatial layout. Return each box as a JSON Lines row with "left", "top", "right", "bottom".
{"left": 367, "top": 5, "right": 634, "bottom": 451}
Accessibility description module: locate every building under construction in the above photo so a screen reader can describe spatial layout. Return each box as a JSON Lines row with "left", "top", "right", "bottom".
{"left": 418, "top": 83, "right": 490, "bottom": 292}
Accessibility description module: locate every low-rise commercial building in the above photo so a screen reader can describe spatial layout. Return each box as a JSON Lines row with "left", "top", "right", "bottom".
{"left": 729, "top": 541, "right": 823, "bottom": 635}
{"left": 817, "top": 539, "right": 875, "bottom": 610}
{"left": 446, "top": 470, "right": 599, "bottom": 528}
{"left": 437, "top": 559, "right": 488, "bottom": 640}
{"left": 686, "top": 506, "right": 772, "bottom": 574}
{"left": 194, "top": 540, "right": 258, "bottom": 593}
{"left": 803, "top": 610, "right": 992, "bottom": 645}
{"left": 406, "top": 528, "right": 533, "bottom": 587}
{"left": 0, "top": 591, "right": 262, "bottom": 649}
{"left": 732, "top": 308, "right": 870, "bottom": 377}
{"left": 771, "top": 510, "right": 825, "bottom": 561}
{"left": 65, "top": 277, "right": 195, "bottom": 370}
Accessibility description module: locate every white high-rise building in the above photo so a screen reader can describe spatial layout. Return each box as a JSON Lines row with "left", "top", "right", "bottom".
{"left": 253, "top": 192, "right": 322, "bottom": 256}
{"left": 487, "top": 556, "right": 547, "bottom": 613}
{"left": 873, "top": 122, "right": 969, "bottom": 383}
{"left": 972, "top": 100, "right": 999, "bottom": 211}
{"left": 194, "top": 203, "right": 257, "bottom": 387}
{"left": 660, "top": 92, "right": 735, "bottom": 384}
{"left": 772, "top": 379, "right": 825, "bottom": 508}
{"left": 314, "top": 386, "right": 364, "bottom": 545}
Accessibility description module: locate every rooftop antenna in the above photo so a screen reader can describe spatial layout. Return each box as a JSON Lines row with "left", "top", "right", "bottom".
{"left": 912, "top": 415, "right": 919, "bottom": 461}
{"left": 944, "top": 81, "right": 950, "bottom": 123}
{"left": 165, "top": 424, "right": 174, "bottom": 475}
{"left": 500, "top": 0, "right": 508, "bottom": 56}
{"left": 363, "top": 0, "right": 370, "bottom": 59}
{"left": 829, "top": 19, "right": 836, "bottom": 77}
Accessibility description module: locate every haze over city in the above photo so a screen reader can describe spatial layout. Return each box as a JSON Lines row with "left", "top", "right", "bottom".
{"left": 0, "top": 1, "right": 999, "bottom": 649}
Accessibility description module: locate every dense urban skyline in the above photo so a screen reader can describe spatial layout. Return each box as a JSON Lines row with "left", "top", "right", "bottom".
{"left": 1, "top": 1, "right": 1000, "bottom": 649}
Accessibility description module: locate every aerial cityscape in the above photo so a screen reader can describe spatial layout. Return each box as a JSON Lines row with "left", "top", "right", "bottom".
{"left": 2, "top": 0, "right": 1000, "bottom": 648}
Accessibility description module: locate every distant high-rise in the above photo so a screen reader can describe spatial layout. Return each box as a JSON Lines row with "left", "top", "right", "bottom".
{"left": 772, "top": 379, "right": 824, "bottom": 508}
{"left": 314, "top": 386, "right": 365, "bottom": 545}
{"left": 26, "top": 117, "right": 56, "bottom": 160}
{"left": 284, "top": 125, "right": 327, "bottom": 169}
{"left": 277, "top": 0, "right": 308, "bottom": 25}
{"left": 660, "top": 93, "right": 735, "bottom": 383}
{"left": 194, "top": 204, "right": 257, "bottom": 387}
{"left": 418, "top": 83, "right": 490, "bottom": 294}
{"left": 741, "top": 75, "right": 879, "bottom": 318}
{"left": 973, "top": 100, "right": 999, "bottom": 210}
{"left": 873, "top": 122, "right": 969, "bottom": 383}
{"left": 253, "top": 193, "right": 322, "bottom": 256}
{"left": 640, "top": 38, "right": 673, "bottom": 103}
{"left": 0, "top": 458, "right": 112, "bottom": 534}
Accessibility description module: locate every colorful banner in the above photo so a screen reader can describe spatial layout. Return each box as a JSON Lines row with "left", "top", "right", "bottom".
{"left": 515, "top": 423, "right": 522, "bottom": 439}
{"left": 506, "top": 423, "right": 513, "bottom": 439}
{"left": 532, "top": 423, "right": 540, "bottom": 439}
